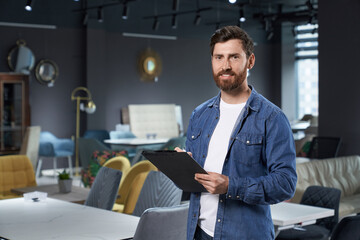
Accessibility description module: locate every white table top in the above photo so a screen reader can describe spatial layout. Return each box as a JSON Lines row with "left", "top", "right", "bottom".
{"left": 0, "top": 197, "right": 139, "bottom": 240}
{"left": 104, "top": 138, "right": 169, "bottom": 146}
{"left": 271, "top": 202, "right": 334, "bottom": 227}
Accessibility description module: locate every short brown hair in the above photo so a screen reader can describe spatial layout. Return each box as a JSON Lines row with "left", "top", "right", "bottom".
{"left": 210, "top": 25, "right": 254, "bottom": 58}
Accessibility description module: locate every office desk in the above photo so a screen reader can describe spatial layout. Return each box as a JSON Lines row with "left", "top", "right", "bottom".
{"left": 271, "top": 202, "right": 334, "bottom": 237}
{"left": 0, "top": 197, "right": 139, "bottom": 240}
{"left": 11, "top": 184, "right": 90, "bottom": 204}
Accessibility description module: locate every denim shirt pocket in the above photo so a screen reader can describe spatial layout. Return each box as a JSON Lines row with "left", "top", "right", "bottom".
{"left": 232, "top": 133, "right": 263, "bottom": 165}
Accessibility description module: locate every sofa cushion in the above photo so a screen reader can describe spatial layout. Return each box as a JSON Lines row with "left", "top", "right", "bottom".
{"left": 292, "top": 155, "right": 360, "bottom": 218}
{"left": 340, "top": 194, "right": 360, "bottom": 217}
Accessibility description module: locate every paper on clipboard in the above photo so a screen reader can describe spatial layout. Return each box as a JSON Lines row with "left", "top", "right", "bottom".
{"left": 141, "top": 150, "right": 208, "bottom": 192}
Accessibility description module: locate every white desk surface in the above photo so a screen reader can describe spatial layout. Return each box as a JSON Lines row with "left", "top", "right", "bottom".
{"left": 271, "top": 202, "right": 334, "bottom": 227}
{"left": 104, "top": 138, "right": 169, "bottom": 146}
{"left": 0, "top": 197, "right": 139, "bottom": 240}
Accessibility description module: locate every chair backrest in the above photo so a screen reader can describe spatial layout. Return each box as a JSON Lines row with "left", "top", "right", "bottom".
{"left": 133, "top": 203, "right": 189, "bottom": 240}
{"left": 103, "top": 156, "right": 131, "bottom": 171}
{"left": 161, "top": 136, "right": 186, "bottom": 150}
{"left": 330, "top": 215, "right": 360, "bottom": 240}
{"left": 117, "top": 160, "right": 157, "bottom": 205}
{"left": 78, "top": 138, "right": 110, "bottom": 169}
{"left": 300, "top": 185, "right": 341, "bottom": 232}
{"left": 103, "top": 156, "right": 131, "bottom": 184}
{"left": 132, "top": 171, "right": 182, "bottom": 217}
{"left": 19, "top": 126, "right": 41, "bottom": 171}
{"left": 0, "top": 155, "right": 37, "bottom": 198}
{"left": 39, "top": 131, "right": 58, "bottom": 142}
{"left": 307, "top": 137, "right": 341, "bottom": 159}
{"left": 84, "top": 166, "right": 122, "bottom": 210}
{"left": 83, "top": 130, "right": 110, "bottom": 147}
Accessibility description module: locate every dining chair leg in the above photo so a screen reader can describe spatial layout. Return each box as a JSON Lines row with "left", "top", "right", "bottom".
{"left": 53, "top": 157, "right": 57, "bottom": 178}
{"left": 67, "top": 156, "right": 73, "bottom": 177}
{"left": 36, "top": 158, "right": 43, "bottom": 178}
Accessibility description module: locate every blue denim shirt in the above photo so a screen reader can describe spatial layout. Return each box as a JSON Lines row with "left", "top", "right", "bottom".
{"left": 186, "top": 86, "right": 297, "bottom": 240}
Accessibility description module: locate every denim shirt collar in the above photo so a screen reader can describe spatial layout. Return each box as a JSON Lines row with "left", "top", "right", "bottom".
{"left": 206, "top": 85, "right": 260, "bottom": 112}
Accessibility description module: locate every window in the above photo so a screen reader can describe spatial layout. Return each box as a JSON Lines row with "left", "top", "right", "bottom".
{"left": 295, "top": 24, "right": 318, "bottom": 119}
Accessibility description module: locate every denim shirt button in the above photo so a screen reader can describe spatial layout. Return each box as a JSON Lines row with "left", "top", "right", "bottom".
{"left": 192, "top": 135, "right": 195, "bottom": 139}
{"left": 228, "top": 195, "right": 231, "bottom": 198}
{"left": 246, "top": 140, "right": 250, "bottom": 144}
{"left": 218, "top": 219, "right": 221, "bottom": 222}
{"left": 220, "top": 199, "right": 223, "bottom": 203}
{"left": 236, "top": 195, "right": 240, "bottom": 199}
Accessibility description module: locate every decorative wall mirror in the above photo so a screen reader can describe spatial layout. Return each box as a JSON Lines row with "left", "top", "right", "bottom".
{"left": 7, "top": 40, "right": 35, "bottom": 74}
{"left": 35, "top": 59, "right": 59, "bottom": 87}
{"left": 137, "top": 48, "right": 162, "bottom": 82}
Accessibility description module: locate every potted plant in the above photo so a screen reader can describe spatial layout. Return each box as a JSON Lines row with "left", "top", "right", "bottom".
{"left": 58, "top": 169, "right": 72, "bottom": 193}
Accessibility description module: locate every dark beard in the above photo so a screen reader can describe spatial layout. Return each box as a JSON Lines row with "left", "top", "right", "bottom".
{"left": 213, "top": 68, "right": 247, "bottom": 93}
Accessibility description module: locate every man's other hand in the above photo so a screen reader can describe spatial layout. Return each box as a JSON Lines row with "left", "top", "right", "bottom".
{"left": 195, "top": 172, "right": 229, "bottom": 194}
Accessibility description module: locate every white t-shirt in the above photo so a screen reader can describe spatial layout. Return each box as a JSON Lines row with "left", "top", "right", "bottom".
{"left": 199, "top": 99, "right": 245, "bottom": 237}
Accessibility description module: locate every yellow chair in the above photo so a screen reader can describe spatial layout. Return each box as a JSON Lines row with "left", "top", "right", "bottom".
{"left": 0, "top": 155, "right": 37, "bottom": 199}
{"left": 103, "top": 156, "right": 131, "bottom": 181}
{"left": 112, "top": 160, "right": 157, "bottom": 212}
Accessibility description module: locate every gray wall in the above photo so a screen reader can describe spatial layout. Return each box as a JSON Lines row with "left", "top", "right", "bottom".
{"left": 0, "top": 23, "right": 282, "bottom": 139}
{"left": 0, "top": 26, "right": 86, "bottom": 138}
{"left": 318, "top": 0, "right": 360, "bottom": 156}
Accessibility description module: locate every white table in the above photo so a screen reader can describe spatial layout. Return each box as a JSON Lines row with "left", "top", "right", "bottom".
{"left": 104, "top": 138, "right": 169, "bottom": 147}
{"left": 0, "top": 197, "right": 139, "bottom": 240}
{"left": 271, "top": 202, "right": 334, "bottom": 237}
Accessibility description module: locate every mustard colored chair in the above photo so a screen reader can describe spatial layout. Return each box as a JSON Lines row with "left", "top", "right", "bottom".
{"left": 0, "top": 155, "right": 37, "bottom": 199}
{"left": 103, "top": 156, "right": 131, "bottom": 181}
{"left": 112, "top": 160, "right": 157, "bottom": 213}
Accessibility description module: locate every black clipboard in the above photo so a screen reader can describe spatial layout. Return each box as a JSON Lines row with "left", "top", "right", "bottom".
{"left": 141, "top": 150, "right": 208, "bottom": 192}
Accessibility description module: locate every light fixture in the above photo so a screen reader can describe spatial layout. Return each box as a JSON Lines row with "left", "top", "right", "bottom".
{"left": 97, "top": 7, "right": 103, "bottom": 23}
{"left": 122, "top": 3, "right": 129, "bottom": 20}
{"left": 193, "top": 0, "right": 201, "bottom": 26}
{"left": 239, "top": 8, "right": 246, "bottom": 22}
{"left": 172, "top": 0, "right": 179, "bottom": 11}
{"left": 71, "top": 87, "right": 96, "bottom": 176}
{"left": 83, "top": 12, "right": 88, "bottom": 25}
{"left": 152, "top": 17, "right": 159, "bottom": 30}
{"left": 171, "top": 14, "right": 177, "bottom": 29}
{"left": 229, "top": 0, "right": 237, "bottom": 4}
{"left": 25, "top": 0, "right": 33, "bottom": 11}
{"left": 194, "top": 13, "right": 201, "bottom": 26}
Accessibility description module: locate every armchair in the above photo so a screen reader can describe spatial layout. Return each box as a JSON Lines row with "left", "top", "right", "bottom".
{"left": 37, "top": 131, "right": 74, "bottom": 178}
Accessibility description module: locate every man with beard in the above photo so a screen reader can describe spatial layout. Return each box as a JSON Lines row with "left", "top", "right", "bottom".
{"left": 176, "top": 26, "right": 297, "bottom": 240}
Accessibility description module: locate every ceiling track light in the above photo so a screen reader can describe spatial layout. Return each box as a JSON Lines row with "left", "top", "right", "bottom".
{"left": 171, "top": 14, "right": 177, "bottom": 29}
{"left": 172, "top": 0, "right": 179, "bottom": 11}
{"left": 239, "top": 8, "right": 246, "bottom": 22}
{"left": 25, "top": 0, "right": 33, "bottom": 11}
{"left": 97, "top": 7, "right": 103, "bottom": 23}
{"left": 122, "top": 3, "right": 129, "bottom": 20}
{"left": 229, "top": 0, "right": 237, "bottom": 4}
{"left": 83, "top": 12, "right": 89, "bottom": 25}
{"left": 152, "top": 17, "right": 159, "bottom": 31}
{"left": 194, "top": 13, "right": 201, "bottom": 26}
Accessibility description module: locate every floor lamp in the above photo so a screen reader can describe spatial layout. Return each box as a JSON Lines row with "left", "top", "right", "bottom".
{"left": 71, "top": 87, "right": 96, "bottom": 176}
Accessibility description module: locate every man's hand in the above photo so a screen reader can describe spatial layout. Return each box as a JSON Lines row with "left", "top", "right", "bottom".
{"left": 174, "top": 147, "right": 193, "bottom": 157}
{"left": 195, "top": 172, "right": 229, "bottom": 194}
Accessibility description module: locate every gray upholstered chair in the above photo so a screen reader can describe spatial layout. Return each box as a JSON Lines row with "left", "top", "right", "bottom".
{"left": 330, "top": 215, "right": 360, "bottom": 240}
{"left": 132, "top": 170, "right": 183, "bottom": 217}
{"left": 276, "top": 186, "right": 341, "bottom": 240}
{"left": 132, "top": 203, "right": 189, "bottom": 240}
{"left": 84, "top": 166, "right": 122, "bottom": 210}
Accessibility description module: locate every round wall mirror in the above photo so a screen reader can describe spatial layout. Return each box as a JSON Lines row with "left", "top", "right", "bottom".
{"left": 7, "top": 40, "right": 35, "bottom": 74}
{"left": 137, "top": 48, "right": 162, "bottom": 82}
{"left": 35, "top": 59, "right": 59, "bottom": 87}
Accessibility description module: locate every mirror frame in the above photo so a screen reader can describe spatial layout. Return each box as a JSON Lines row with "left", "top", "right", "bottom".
{"left": 7, "top": 39, "right": 35, "bottom": 74}
{"left": 137, "top": 48, "right": 162, "bottom": 82}
{"left": 35, "top": 59, "right": 59, "bottom": 87}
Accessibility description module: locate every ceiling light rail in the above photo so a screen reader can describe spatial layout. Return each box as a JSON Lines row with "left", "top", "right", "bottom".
{"left": 143, "top": 7, "right": 212, "bottom": 20}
